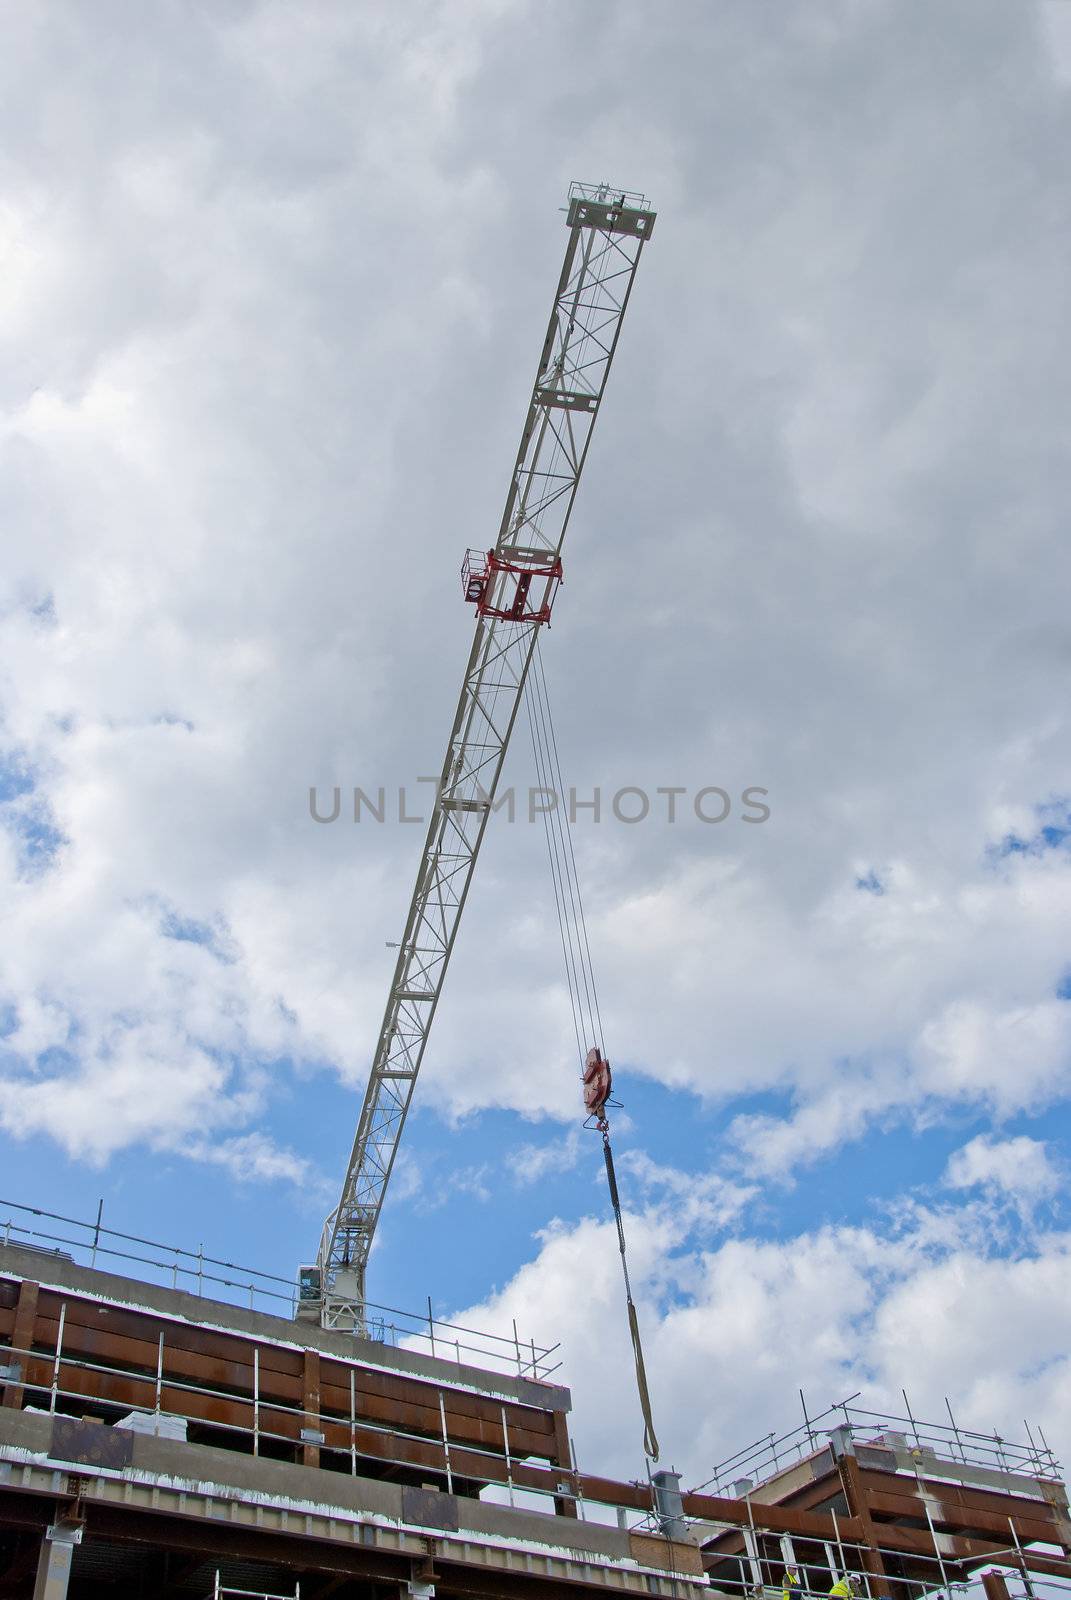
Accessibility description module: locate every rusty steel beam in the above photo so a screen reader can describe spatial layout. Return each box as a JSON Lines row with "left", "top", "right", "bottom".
{"left": 870, "top": 1518, "right": 1070, "bottom": 1574}
{"left": 302, "top": 1349, "right": 321, "bottom": 1469}
{"left": 29, "top": 1297, "right": 555, "bottom": 1454}
{"left": 642, "top": 1479, "right": 864, "bottom": 1543}
{"left": 731, "top": 1472, "right": 848, "bottom": 1518}
{"left": 866, "top": 1487, "right": 1065, "bottom": 1546}
{"left": 552, "top": 1409, "right": 578, "bottom": 1520}
{"left": 4, "top": 1272, "right": 565, "bottom": 1500}
{"left": 836, "top": 1449, "right": 890, "bottom": 1595}
{"left": 8, "top": 1350, "right": 542, "bottom": 1495}
{"left": 982, "top": 1572, "right": 1014, "bottom": 1600}
{"left": 1, "top": 1281, "right": 38, "bottom": 1411}
{"left": 986, "top": 1550, "right": 1071, "bottom": 1582}
{"left": 856, "top": 1466, "right": 1069, "bottom": 1529}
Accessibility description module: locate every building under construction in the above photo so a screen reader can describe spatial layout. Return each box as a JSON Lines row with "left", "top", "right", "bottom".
{"left": 2, "top": 1211, "right": 1070, "bottom": 1599}
{"left": 5, "top": 185, "right": 1066, "bottom": 1598}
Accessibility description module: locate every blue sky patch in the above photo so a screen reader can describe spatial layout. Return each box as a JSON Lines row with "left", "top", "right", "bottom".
{"left": 0, "top": 753, "right": 66, "bottom": 872}
{"left": 1, "top": 1039, "right": 1069, "bottom": 1339}
{"left": 0, "top": 756, "right": 34, "bottom": 804}
{"left": 34, "top": 1045, "right": 77, "bottom": 1076}
{"left": 1, "top": 809, "right": 65, "bottom": 874}
{"left": 993, "top": 797, "right": 1071, "bottom": 860}
{"left": 159, "top": 904, "right": 236, "bottom": 964}
{"left": 16, "top": 806, "right": 65, "bottom": 871}
{"left": 162, "top": 910, "right": 217, "bottom": 946}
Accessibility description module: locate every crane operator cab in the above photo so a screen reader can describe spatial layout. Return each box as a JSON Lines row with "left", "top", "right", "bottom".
{"left": 295, "top": 1262, "right": 322, "bottom": 1324}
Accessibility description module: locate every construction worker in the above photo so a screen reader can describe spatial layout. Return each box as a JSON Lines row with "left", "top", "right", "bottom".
{"left": 829, "top": 1577, "right": 858, "bottom": 1599}
{"left": 782, "top": 1566, "right": 801, "bottom": 1600}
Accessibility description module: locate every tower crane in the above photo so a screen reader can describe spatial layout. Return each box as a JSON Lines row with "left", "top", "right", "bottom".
{"left": 300, "top": 182, "right": 656, "bottom": 1333}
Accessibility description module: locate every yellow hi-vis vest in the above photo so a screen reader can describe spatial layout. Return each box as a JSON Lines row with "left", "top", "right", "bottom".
{"left": 830, "top": 1582, "right": 855, "bottom": 1598}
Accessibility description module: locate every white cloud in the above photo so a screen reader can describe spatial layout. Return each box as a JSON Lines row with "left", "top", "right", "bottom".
{"left": 456, "top": 1184, "right": 1071, "bottom": 1486}
{"left": 511, "top": 1127, "right": 584, "bottom": 1187}
{"left": 0, "top": 0, "right": 1069, "bottom": 1215}
{"left": 944, "top": 1133, "right": 1062, "bottom": 1213}
{"left": 617, "top": 1150, "right": 757, "bottom": 1236}
{"left": 1038, "top": 1, "right": 1071, "bottom": 86}
{"left": 3, "top": 12, "right": 1071, "bottom": 1517}
{"left": 184, "top": 1131, "right": 328, "bottom": 1192}
{"left": 0, "top": 1028, "right": 231, "bottom": 1164}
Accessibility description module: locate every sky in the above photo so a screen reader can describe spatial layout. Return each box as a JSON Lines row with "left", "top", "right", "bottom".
{"left": 2, "top": 0, "right": 1071, "bottom": 1495}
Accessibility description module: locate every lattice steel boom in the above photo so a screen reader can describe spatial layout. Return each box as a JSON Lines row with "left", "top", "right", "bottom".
{"left": 310, "top": 184, "right": 656, "bottom": 1328}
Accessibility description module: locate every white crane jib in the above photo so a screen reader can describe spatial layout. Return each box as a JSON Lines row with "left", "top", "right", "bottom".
{"left": 304, "top": 183, "right": 656, "bottom": 1331}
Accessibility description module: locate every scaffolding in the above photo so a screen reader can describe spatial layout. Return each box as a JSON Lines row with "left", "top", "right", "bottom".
{"left": 0, "top": 1195, "right": 559, "bottom": 1379}
{"left": 693, "top": 1400, "right": 1070, "bottom": 1600}
{"left": 211, "top": 1577, "right": 300, "bottom": 1600}
{"left": 2, "top": 1237, "right": 1069, "bottom": 1598}
{"left": 696, "top": 1396, "right": 1061, "bottom": 1494}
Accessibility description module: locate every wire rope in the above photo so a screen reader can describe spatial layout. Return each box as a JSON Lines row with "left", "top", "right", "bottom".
{"left": 522, "top": 639, "right": 660, "bottom": 1463}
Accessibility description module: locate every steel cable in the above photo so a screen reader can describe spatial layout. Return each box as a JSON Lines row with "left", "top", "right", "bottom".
{"left": 523, "top": 644, "right": 660, "bottom": 1462}
{"left": 526, "top": 645, "right": 601, "bottom": 1057}
{"left": 525, "top": 673, "right": 586, "bottom": 1066}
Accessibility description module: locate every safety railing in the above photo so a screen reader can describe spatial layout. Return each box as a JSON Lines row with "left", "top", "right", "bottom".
{"left": 0, "top": 1332, "right": 619, "bottom": 1529}
{"left": 378, "top": 1300, "right": 560, "bottom": 1382}
{"left": 693, "top": 1394, "right": 1062, "bottom": 1496}
{"left": 2, "top": 1330, "right": 1066, "bottom": 1591}
{"left": 694, "top": 1470, "right": 1071, "bottom": 1600}
{"left": 690, "top": 1396, "right": 1069, "bottom": 1600}
{"left": 211, "top": 1578, "right": 299, "bottom": 1600}
{"left": 568, "top": 179, "right": 652, "bottom": 209}
{"left": 211, "top": 1580, "right": 299, "bottom": 1593}
{"left": 695, "top": 1545, "right": 1067, "bottom": 1600}
{"left": 0, "top": 1197, "right": 560, "bottom": 1381}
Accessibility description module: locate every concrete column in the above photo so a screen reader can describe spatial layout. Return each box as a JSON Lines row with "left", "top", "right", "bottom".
{"left": 32, "top": 1524, "right": 82, "bottom": 1600}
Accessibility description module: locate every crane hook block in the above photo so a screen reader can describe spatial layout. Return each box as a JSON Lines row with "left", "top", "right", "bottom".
{"left": 461, "top": 548, "right": 563, "bottom": 625}
{"left": 583, "top": 1047, "right": 613, "bottom": 1124}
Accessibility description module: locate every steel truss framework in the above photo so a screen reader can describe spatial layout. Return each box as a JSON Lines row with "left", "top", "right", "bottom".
{"left": 317, "top": 185, "right": 655, "bottom": 1325}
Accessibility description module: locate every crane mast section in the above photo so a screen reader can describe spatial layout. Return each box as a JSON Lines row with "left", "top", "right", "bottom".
{"left": 319, "top": 193, "right": 655, "bottom": 1322}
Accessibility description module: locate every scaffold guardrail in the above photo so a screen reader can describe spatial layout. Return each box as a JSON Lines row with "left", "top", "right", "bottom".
{"left": 693, "top": 1393, "right": 1062, "bottom": 1495}
{"left": 2, "top": 1314, "right": 1068, "bottom": 1597}
{"left": 0, "top": 1196, "right": 560, "bottom": 1381}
